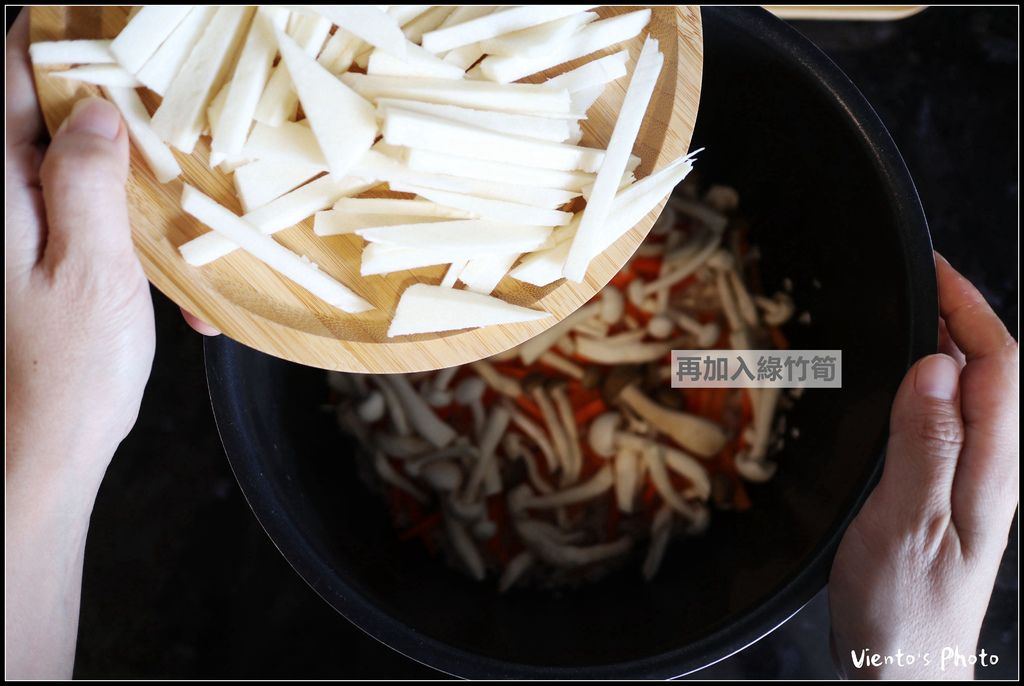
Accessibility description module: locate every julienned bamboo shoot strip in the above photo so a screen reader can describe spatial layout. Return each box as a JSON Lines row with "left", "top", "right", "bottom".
{"left": 314, "top": 212, "right": 447, "bottom": 237}
{"left": 332, "top": 198, "right": 473, "bottom": 218}
{"left": 210, "top": 8, "right": 289, "bottom": 158}
{"left": 387, "top": 284, "right": 550, "bottom": 337}
{"left": 242, "top": 121, "right": 327, "bottom": 168}
{"left": 479, "top": 11, "right": 597, "bottom": 58}
{"left": 179, "top": 175, "right": 375, "bottom": 266}
{"left": 135, "top": 6, "right": 215, "bottom": 96}
{"left": 255, "top": 13, "right": 333, "bottom": 126}
{"left": 544, "top": 50, "right": 629, "bottom": 93}
{"left": 53, "top": 64, "right": 141, "bottom": 87}
{"left": 383, "top": 108, "right": 605, "bottom": 172}
{"left": 421, "top": 5, "right": 596, "bottom": 53}
{"left": 179, "top": 185, "right": 373, "bottom": 313}
{"left": 388, "top": 182, "right": 574, "bottom": 227}
{"left": 402, "top": 148, "right": 598, "bottom": 191}
{"left": 375, "top": 98, "right": 574, "bottom": 143}
{"left": 341, "top": 73, "right": 572, "bottom": 116}
{"left": 563, "top": 37, "right": 663, "bottom": 282}
{"left": 233, "top": 160, "right": 323, "bottom": 213}
{"left": 101, "top": 86, "right": 181, "bottom": 184}
{"left": 29, "top": 39, "right": 114, "bottom": 65}
{"left": 274, "top": 27, "right": 377, "bottom": 180}
{"left": 109, "top": 5, "right": 193, "bottom": 73}
{"left": 301, "top": 5, "right": 408, "bottom": 58}
{"left": 366, "top": 43, "right": 466, "bottom": 81}
{"left": 357, "top": 220, "right": 552, "bottom": 254}
{"left": 478, "top": 10, "right": 651, "bottom": 84}
{"left": 458, "top": 253, "right": 520, "bottom": 294}
{"left": 150, "top": 6, "right": 254, "bottom": 153}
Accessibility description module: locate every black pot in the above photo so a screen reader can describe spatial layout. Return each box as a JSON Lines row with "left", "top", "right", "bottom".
{"left": 205, "top": 7, "right": 937, "bottom": 678}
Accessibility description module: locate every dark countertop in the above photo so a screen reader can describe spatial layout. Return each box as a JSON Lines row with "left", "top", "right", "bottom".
{"left": 10, "top": 5, "right": 1016, "bottom": 680}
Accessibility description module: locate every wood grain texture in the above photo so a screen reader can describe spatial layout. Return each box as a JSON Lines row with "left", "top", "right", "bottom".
{"left": 30, "top": 6, "right": 702, "bottom": 373}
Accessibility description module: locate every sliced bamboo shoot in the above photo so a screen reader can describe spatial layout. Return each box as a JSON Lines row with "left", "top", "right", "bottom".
{"left": 341, "top": 73, "right": 572, "bottom": 116}
{"left": 274, "top": 27, "right": 377, "bottom": 179}
{"left": 479, "top": 11, "right": 596, "bottom": 58}
{"left": 242, "top": 120, "right": 327, "bottom": 168}
{"left": 313, "top": 212, "right": 446, "bottom": 237}
{"left": 563, "top": 37, "right": 663, "bottom": 282}
{"left": 210, "top": 7, "right": 289, "bottom": 158}
{"left": 388, "top": 284, "right": 549, "bottom": 337}
{"left": 389, "top": 182, "right": 573, "bottom": 226}
{"left": 101, "top": 86, "right": 181, "bottom": 184}
{"left": 478, "top": 10, "right": 650, "bottom": 84}
{"left": 53, "top": 64, "right": 141, "bottom": 87}
{"left": 458, "top": 254, "right": 520, "bottom": 294}
{"left": 180, "top": 185, "right": 373, "bottom": 313}
{"left": 136, "top": 6, "right": 216, "bottom": 96}
{"left": 403, "top": 148, "right": 597, "bottom": 191}
{"left": 29, "top": 39, "right": 114, "bottom": 65}
{"left": 376, "top": 98, "right": 573, "bottom": 142}
{"left": 302, "top": 6, "right": 408, "bottom": 57}
{"left": 366, "top": 43, "right": 466, "bottom": 80}
{"left": 180, "top": 174, "right": 375, "bottom": 266}
{"left": 109, "top": 6, "right": 193, "bottom": 74}
{"left": 544, "top": 49, "right": 629, "bottom": 93}
{"left": 383, "top": 108, "right": 604, "bottom": 172}
{"left": 332, "top": 198, "right": 472, "bottom": 218}
{"left": 255, "top": 12, "right": 332, "bottom": 126}
{"left": 421, "top": 6, "right": 596, "bottom": 53}
{"left": 358, "top": 220, "right": 551, "bottom": 254}
{"left": 151, "top": 6, "right": 254, "bottom": 153}
{"left": 233, "top": 160, "right": 322, "bottom": 213}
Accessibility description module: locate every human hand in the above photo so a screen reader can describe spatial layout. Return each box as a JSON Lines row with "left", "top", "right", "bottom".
{"left": 829, "top": 252, "right": 1019, "bottom": 679}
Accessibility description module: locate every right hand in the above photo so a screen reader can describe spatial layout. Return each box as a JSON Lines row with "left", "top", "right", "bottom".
{"left": 829, "top": 252, "right": 1018, "bottom": 679}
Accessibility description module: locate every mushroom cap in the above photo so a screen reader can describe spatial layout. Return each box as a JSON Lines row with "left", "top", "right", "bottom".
{"left": 453, "top": 376, "right": 487, "bottom": 405}
{"left": 588, "top": 411, "right": 624, "bottom": 458}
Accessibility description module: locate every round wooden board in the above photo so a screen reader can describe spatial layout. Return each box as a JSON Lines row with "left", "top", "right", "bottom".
{"left": 30, "top": 6, "right": 702, "bottom": 373}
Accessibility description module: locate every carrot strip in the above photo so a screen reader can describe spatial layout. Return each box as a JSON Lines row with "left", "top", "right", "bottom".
{"left": 769, "top": 325, "right": 789, "bottom": 350}
{"left": 573, "top": 397, "right": 607, "bottom": 425}
{"left": 629, "top": 256, "right": 663, "bottom": 277}
{"left": 514, "top": 395, "right": 543, "bottom": 422}
{"left": 398, "top": 510, "right": 442, "bottom": 541}
{"left": 610, "top": 268, "right": 636, "bottom": 289}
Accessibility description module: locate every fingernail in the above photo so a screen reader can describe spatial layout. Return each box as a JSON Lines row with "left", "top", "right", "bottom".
{"left": 62, "top": 97, "right": 121, "bottom": 141}
{"left": 915, "top": 354, "right": 960, "bottom": 400}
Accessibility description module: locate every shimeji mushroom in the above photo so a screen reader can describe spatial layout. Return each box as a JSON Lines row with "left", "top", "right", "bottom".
{"left": 642, "top": 505, "right": 672, "bottom": 580}
{"left": 618, "top": 385, "right": 728, "bottom": 458}
{"left": 470, "top": 360, "right": 522, "bottom": 397}
{"left": 613, "top": 445, "right": 641, "bottom": 513}
{"left": 498, "top": 551, "right": 535, "bottom": 593}
{"left": 420, "top": 460, "right": 463, "bottom": 493}
{"left": 516, "top": 465, "right": 614, "bottom": 510}
{"left": 370, "top": 376, "right": 411, "bottom": 436}
{"left": 667, "top": 309, "right": 721, "bottom": 348}
{"left": 588, "top": 411, "right": 623, "bottom": 458}
{"left": 454, "top": 375, "right": 488, "bottom": 437}
{"left": 575, "top": 334, "right": 679, "bottom": 365}
{"left": 503, "top": 433, "right": 554, "bottom": 495}
{"left": 464, "top": 404, "right": 511, "bottom": 500}
{"left": 599, "top": 285, "right": 625, "bottom": 324}
{"left": 405, "top": 441, "right": 478, "bottom": 477}
{"left": 507, "top": 405, "right": 559, "bottom": 474}
{"left": 444, "top": 514, "right": 486, "bottom": 581}
{"left": 522, "top": 377, "right": 572, "bottom": 477}
{"left": 549, "top": 381, "right": 584, "bottom": 483}
{"left": 515, "top": 518, "right": 632, "bottom": 569}
{"left": 538, "top": 351, "right": 585, "bottom": 380}
{"left": 614, "top": 432, "right": 712, "bottom": 501}
{"left": 357, "top": 390, "right": 386, "bottom": 423}
{"left": 646, "top": 315, "right": 674, "bottom": 340}
{"left": 755, "top": 292, "right": 796, "bottom": 326}
{"left": 372, "top": 432, "right": 432, "bottom": 459}
{"left": 374, "top": 452, "right": 428, "bottom": 503}
{"left": 381, "top": 374, "right": 457, "bottom": 448}
{"left": 703, "top": 185, "right": 740, "bottom": 213}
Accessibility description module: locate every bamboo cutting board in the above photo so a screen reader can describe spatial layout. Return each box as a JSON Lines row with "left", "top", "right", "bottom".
{"left": 29, "top": 6, "right": 703, "bottom": 373}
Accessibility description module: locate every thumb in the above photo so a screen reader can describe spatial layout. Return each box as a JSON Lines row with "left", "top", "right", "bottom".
{"left": 39, "top": 96, "right": 132, "bottom": 267}
{"left": 877, "top": 353, "right": 964, "bottom": 520}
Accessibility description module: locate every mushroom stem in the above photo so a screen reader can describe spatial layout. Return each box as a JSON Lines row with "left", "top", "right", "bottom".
{"left": 374, "top": 452, "right": 428, "bottom": 503}
{"left": 538, "top": 351, "right": 584, "bottom": 380}
{"left": 613, "top": 446, "right": 639, "bottom": 513}
{"left": 618, "top": 385, "right": 728, "bottom": 458}
{"left": 444, "top": 513, "right": 486, "bottom": 581}
{"left": 642, "top": 505, "right": 673, "bottom": 580}
{"left": 470, "top": 361, "right": 521, "bottom": 397}
{"left": 498, "top": 551, "right": 535, "bottom": 592}
{"left": 465, "top": 404, "right": 511, "bottom": 500}
{"left": 517, "top": 465, "right": 613, "bottom": 509}
{"left": 380, "top": 375, "right": 456, "bottom": 448}
{"left": 549, "top": 382, "right": 583, "bottom": 484}
{"left": 507, "top": 405, "right": 559, "bottom": 474}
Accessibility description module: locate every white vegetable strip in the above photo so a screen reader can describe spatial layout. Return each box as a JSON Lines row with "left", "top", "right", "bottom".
{"left": 211, "top": 8, "right": 289, "bottom": 158}
{"left": 314, "top": 212, "right": 445, "bottom": 237}
{"left": 135, "top": 6, "right": 214, "bottom": 96}
{"left": 30, "top": 39, "right": 114, "bottom": 65}
{"left": 358, "top": 220, "right": 551, "bottom": 254}
{"left": 563, "top": 37, "right": 663, "bottom": 282}
{"left": 101, "top": 86, "right": 181, "bottom": 184}
{"left": 384, "top": 109, "right": 604, "bottom": 172}
{"left": 233, "top": 160, "right": 322, "bottom": 214}
{"left": 255, "top": 13, "right": 332, "bottom": 125}
{"left": 53, "top": 64, "right": 141, "bottom": 87}
{"left": 401, "top": 6, "right": 455, "bottom": 43}
{"left": 333, "top": 198, "right": 472, "bottom": 218}
{"left": 388, "top": 5, "right": 433, "bottom": 27}
{"left": 440, "top": 261, "right": 466, "bottom": 288}
{"left": 180, "top": 175, "right": 375, "bottom": 266}
{"left": 274, "top": 27, "right": 377, "bottom": 179}
{"left": 376, "top": 98, "right": 573, "bottom": 143}
{"left": 508, "top": 232, "right": 573, "bottom": 287}
{"left": 360, "top": 243, "right": 460, "bottom": 275}
{"left": 517, "top": 298, "right": 597, "bottom": 364}
{"left": 422, "top": 5, "right": 596, "bottom": 53}
{"left": 544, "top": 50, "right": 629, "bottom": 93}
{"left": 458, "top": 253, "right": 520, "bottom": 295}
{"left": 317, "top": 27, "right": 362, "bottom": 74}
{"left": 109, "top": 6, "right": 192, "bottom": 74}
{"left": 389, "top": 182, "right": 573, "bottom": 227}
{"left": 479, "top": 11, "right": 596, "bottom": 58}
{"left": 242, "top": 121, "right": 327, "bottom": 168}
{"left": 366, "top": 43, "right": 466, "bottom": 80}
{"left": 302, "top": 6, "right": 408, "bottom": 57}
{"left": 351, "top": 150, "right": 579, "bottom": 208}
{"left": 478, "top": 10, "right": 651, "bottom": 84}
{"left": 387, "top": 284, "right": 550, "bottom": 337}
{"left": 379, "top": 374, "right": 456, "bottom": 447}
{"left": 179, "top": 185, "right": 373, "bottom": 313}
{"left": 518, "top": 465, "right": 613, "bottom": 509}
{"left": 151, "top": 6, "right": 254, "bottom": 153}
{"left": 341, "top": 73, "right": 572, "bottom": 116}
{"left": 404, "top": 148, "right": 596, "bottom": 191}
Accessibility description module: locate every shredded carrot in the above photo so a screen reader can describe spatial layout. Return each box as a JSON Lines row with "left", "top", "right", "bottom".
{"left": 769, "top": 325, "right": 789, "bottom": 351}
{"left": 398, "top": 511, "right": 442, "bottom": 541}
{"left": 624, "top": 300, "right": 652, "bottom": 327}
{"left": 610, "top": 268, "right": 636, "bottom": 289}
{"left": 629, "top": 256, "right": 663, "bottom": 277}
{"left": 573, "top": 397, "right": 607, "bottom": 425}
{"left": 733, "top": 480, "right": 752, "bottom": 512}
{"left": 706, "top": 388, "right": 729, "bottom": 422}
{"left": 514, "top": 395, "right": 543, "bottom": 422}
